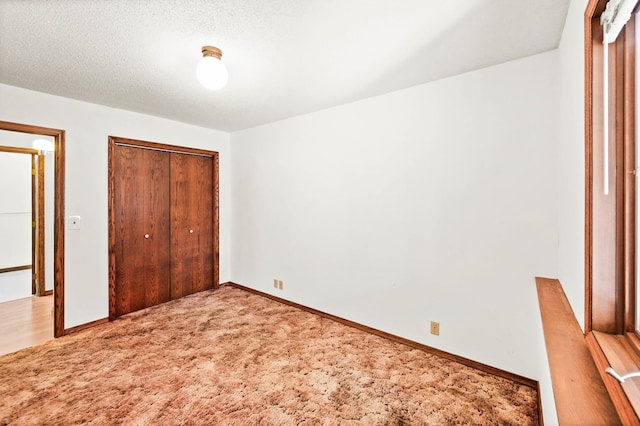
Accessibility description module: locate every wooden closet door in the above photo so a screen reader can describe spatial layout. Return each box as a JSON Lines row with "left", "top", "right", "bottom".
{"left": 113, "top": 146, "right": 171, "bottom": 316}
{"left": 170, "top": 153, "right": 214, "bottom": 299}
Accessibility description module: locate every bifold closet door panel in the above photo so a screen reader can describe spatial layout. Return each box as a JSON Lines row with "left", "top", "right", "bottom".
{"left": 113, "top": 146, "right": 171, "bottom": 316}
{"left": 170, "top": 153, "right": 214, "bottom": 299}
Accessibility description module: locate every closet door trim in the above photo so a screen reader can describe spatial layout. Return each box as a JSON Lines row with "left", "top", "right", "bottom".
{"left": 114, "top": 142, "right": 215, "bottom": 158}
{"left": 108, "top": 136, "right": 220, "bottom": 320}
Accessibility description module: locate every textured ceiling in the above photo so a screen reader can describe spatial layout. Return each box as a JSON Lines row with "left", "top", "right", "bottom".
{"left": 0, "top": 0, "right": 571, "bottom": 132}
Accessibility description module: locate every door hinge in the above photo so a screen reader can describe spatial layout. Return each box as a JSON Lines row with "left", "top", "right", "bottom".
{"left": 32, "top": 221, "right": 36, "bottom": 228}
{"left": 32, "top": 168, "right": 36, "bottom": 175}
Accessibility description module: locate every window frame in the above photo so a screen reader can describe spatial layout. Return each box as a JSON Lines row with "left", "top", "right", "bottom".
{"left": 585, "top": 0, "right": 640, "bottom": 421}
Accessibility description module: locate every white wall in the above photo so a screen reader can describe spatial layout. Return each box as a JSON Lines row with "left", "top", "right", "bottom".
{"left": 231, "top": 51, "right": 560, "bottom": 421}
{"left": 0, "top": 151, "right": 32, "bottom": 302}
{"left": 0, "top": 152, "right": 32, "bottom": 270}
{"left": 558, "top": 0, "right": 588, "bottom": 331}
{"left": 0, "top": 271, "right": 32, "bottom": 302}
{"left": 0, "top": 84, "right": 231, "bottom": 329}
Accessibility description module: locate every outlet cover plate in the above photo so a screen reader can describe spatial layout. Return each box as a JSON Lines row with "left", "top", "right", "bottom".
{"left": 430, "top": 321, "right": 440, "bottom": 336}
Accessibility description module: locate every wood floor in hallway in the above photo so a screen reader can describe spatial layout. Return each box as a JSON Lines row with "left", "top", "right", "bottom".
{"left": 0, "top": 295, "right": 53, "bottom": 356}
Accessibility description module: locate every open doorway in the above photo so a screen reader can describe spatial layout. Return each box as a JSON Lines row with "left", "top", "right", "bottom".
{"left": 0, "top": 121, "right": 65, "bottom": 355}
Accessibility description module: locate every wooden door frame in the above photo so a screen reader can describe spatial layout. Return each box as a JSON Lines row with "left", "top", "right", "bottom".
{"left": 0, "top": 121, "right": 65, "bottom": 338}
{"left": 35, "top": 154, "right": 47, "bottom": 296}
{"left": 108, "top": 136, "right": 219, "bottom": 320}
{"left": 31, "top": 153, "right": 37, "bottom": 295}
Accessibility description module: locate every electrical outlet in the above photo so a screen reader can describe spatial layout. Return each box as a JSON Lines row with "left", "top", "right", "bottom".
{"left": 430, "top": 321, "right": 440, "bottom": 336}
{"left": 273, "top": 279, "right": 278, "bottom": 288}
{"left": 278, "top": 280, "right": 283, "bottom": 290}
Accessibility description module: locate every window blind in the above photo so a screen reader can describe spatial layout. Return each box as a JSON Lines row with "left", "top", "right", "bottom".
{"left": 601, "top": 0, "right": 638, "bottom": 195}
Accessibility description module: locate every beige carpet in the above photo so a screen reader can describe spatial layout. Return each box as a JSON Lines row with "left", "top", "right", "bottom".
{"left": 0, "top": 286, "right": 538, "bottom": 425}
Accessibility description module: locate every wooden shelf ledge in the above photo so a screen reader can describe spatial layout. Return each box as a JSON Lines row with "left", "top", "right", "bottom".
{"left": 536, "top": 277, "right": 620, "bottom": 425}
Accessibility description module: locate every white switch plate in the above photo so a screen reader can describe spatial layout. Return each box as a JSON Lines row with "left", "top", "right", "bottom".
{"left": 68, "top": 215, "right": 82, "bottom": 230}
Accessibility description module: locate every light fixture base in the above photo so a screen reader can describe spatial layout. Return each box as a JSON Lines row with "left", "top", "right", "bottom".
{"left": 201, "top": 46, "right": 222, "bottom": 60}
{"left": 197, "top": 45, "right": 227, "bottom": 90}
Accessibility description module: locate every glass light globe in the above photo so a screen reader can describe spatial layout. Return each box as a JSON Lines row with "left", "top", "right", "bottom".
{"left": 32, "top": 138, "right": 54, "bottom": 152}
{"left": 196, "top": 56, "right": 228, "bottom": 90}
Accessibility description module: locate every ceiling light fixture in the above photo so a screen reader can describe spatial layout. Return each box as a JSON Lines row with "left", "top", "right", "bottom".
{"left": 196, "top": 46, "right": 228, "bottom": 90}
{"left": 32, "top": 138, "right": 54, "bottom": 153}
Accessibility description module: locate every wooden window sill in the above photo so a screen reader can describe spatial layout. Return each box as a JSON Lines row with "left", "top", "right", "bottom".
{"left": 536, "top": 277, "right": 620, "bottom": 424}
{"left": 588, "top": 331, "right": 640, "bottom": 424}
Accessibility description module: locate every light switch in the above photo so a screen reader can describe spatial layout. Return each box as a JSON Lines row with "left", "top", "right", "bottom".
{"left": 68, "top": 215, "right": 82, "bottom": 230}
